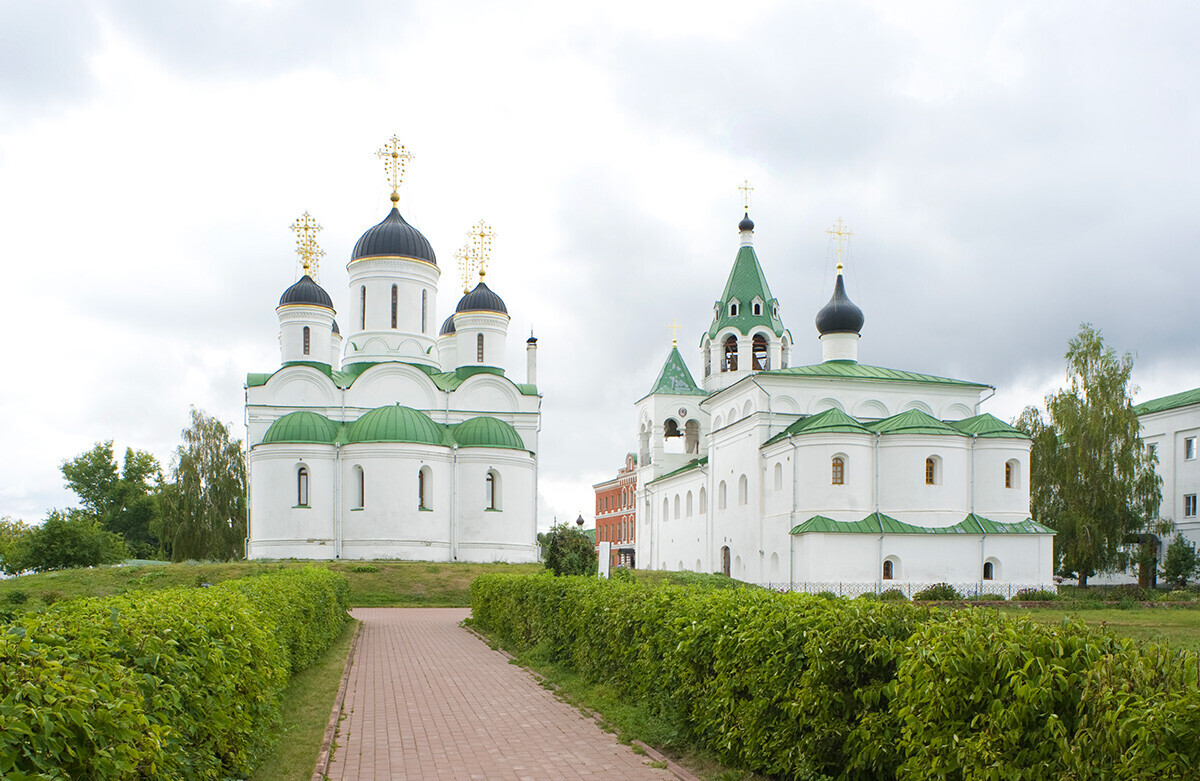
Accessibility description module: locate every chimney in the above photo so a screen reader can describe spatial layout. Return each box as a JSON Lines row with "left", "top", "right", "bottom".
{"left": 526, "top": 332, "right": 538, "bottom": 385}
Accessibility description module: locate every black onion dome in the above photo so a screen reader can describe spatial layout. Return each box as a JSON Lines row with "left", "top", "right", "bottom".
{"left": 439, "top": 314, "right": 456, "bottom": 336}
{"left": 351, "top": 208, "right": 436, "bottom": 264}
{"left": 279, "top": 274, "right": 334, "bottom": 309}
{"left": 738, "top": 212, "right": 755, "bottom": 232}
{"left": 456, "top": 281, "right": 508, "bottom": 315}
{"left": 332, "top": 319, "right": 340, "bottom": 335}
{"left": 815, "top": 274, "right": 864, "bottom": 335}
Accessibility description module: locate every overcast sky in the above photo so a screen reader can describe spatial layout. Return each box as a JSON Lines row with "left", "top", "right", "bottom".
{"left": 2, "top": 1, "right": 1197, "bottom": 527}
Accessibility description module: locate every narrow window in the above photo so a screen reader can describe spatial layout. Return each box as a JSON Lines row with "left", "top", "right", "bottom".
{"left": 730, "top": 302, "right": 738, "bottom": 317}
{"left": 686, "top": 491, "right": 693, "bottom": 516}
{"left": 391, "top": 285, "right": 398, "bottom": 329}
{"left": 738, "top": 474, "right": 748, "bottom": 505}
{"left": 753, "top": 302, "right": 761, "bottom": 316}
{"left": 422, "top": 289, "right": 428, "bottom": 333}
{"left": 486, "top": 470, "right": 501, "bottom": 510}
{"left": 704, "top": 343, "right": 711, "bottom": 377}
{"left": 773, "top": 463, "right": 783, "bottom": 491}
{"left": 477, "top": 333, "right": 485, "bottom": 363}
{"left": 418, "top": 466, "right": 431, "bottom": 510}
{"left": 1005, "top": 462, "right": 1012, "bottom": 489}
{"left": 663, "top": 498, "right": 669, "bottom": 520}
{"left": 1186, "top": 494, "right": 1197, "bottom": 518}
{"left": 699, "top": 486, "right": 707, "bottom": 514}
{"left": 723, "top": 335, "right": 738, "bottom": 372}
{"left": 1188, "top": 438, "right": 1197, "bottom": 461}
{"left": 302, "top": 326, "right": 310, "bottom": 356}
{"left": 673, "top": 494, "right": 680, "bottom": 519}
{"left": 983, "top": 561, "right": 994, "bottom": 580}
{"left": 883, "top": 560, "right": 894, "bottom": 580}
{"left": 752, "top": 334, "right": 768, "bottom": 370}
{"left": 297, "top": 466, "right": 309, "bottom": 507}
{"left": 718, "top": 481, "right": 727, "bottom": 510}
{"left": 925, "top": 457, "right": 937, "bottom": 485}
{"left": 832, "top": 456, "right": 845, "bottom": 485}
{"left": 353, "top": 466, "right": 364, "bottom": 509}
{"left": 360, "top": 286, "right": 366, "bottom": 330}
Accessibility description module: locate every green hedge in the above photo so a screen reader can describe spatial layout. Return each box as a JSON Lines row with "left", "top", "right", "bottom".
{"left": 0, "top": 566, "right": 349, "bottom": 780}
{"left": 470, "top": 573, "right": 1200, "bottom": 781}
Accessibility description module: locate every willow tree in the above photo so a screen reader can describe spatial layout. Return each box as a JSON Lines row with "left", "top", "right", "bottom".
{"left": 1016, "top": 324, "right": 1161, "bottom": 586}
{"left": 159, "top": 409, "right": 247, "bottom": 561}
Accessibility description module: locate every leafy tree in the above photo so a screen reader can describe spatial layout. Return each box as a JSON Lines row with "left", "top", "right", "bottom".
{"left": 61, "top": 442, "right": 164, "bottom": 558}
{"left": 539, "top": 523, "right": 597, "bottom": 576}
{"left": 1160, "top": 533, "right": 1200, "bottom": 589}
{"left": 1016, "top": 324, "right": 1162, "bottom": 587}
{"left": 158, "top": 408, "right": 247, "bottom": 561}
{"left": 5, "top": 510, "right": 127, "bottom": 574}
{"left": 0, "top": 516, "right": 33, "bottom": 574}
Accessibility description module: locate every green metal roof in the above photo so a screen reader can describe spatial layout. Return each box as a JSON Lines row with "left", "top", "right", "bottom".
{"left": 762, "top": 361, "right": 989, "bottom": 389}
{"left": 790, "top": 512, "right": 1054, "bottom": 535}
{"left": 950, "top": 413, "right": 1029, "bottom": 439}
{"left": 706, "top": 245, "right": 786, "bottom": 339}
{"left": 452, "top": 416, "right": 526, "bottom": 450}
{"left": 1134, "top": 387, "right": 1200, "bottom": 415}
{"left": 648, "top": 346, "right": 708, "bottom": 397}
{"left": 246, "top": 360, "right": 538, "bottom": 396}
{"left": 262, "top": 411, "right": 341, "bottom": 444}
{"left": 646, "top": 456, "right": 708, "bottom": 485}
{"left": 343, "top": 404, "right": 446, "bottom": 445}
{"left": 868, "top": 408, "right": 969, "bottom": 437}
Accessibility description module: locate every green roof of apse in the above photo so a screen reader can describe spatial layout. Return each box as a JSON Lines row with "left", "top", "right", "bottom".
{"left": 246, "top": 360, "right": 538, "bottom": 396}
{"left": 764, "top": 407, "right": 873, "bottom": 446}
{"left": 790, "top": 513, "right": 1054, "bottom": 535}
{"left": 452, "top": 416, "right": 526, "bottom": 450}
{"left": 646, "top": 456, "right": 708, "bottom": 485}
{"left": 706, "top": 245, "right": 786, "bottom": 339}
{"left": 343, "top": 404, "right": 446, "bottom": 445}
{"left": 868, "top": 409, "right": 969, "bottom": 437}
{"left": 950, "top": 413, "right": 1029, "bottom": 439}
{"left": 648, "top": 346, "right": 708, "bottom": 397}
{"left": 1134, "top": 387, "right": 1200, "bottom": 415}
{"left": 762, "top": 361, "right": 989, "bottom": 388}
{"left": 262, "top": 411, "right": 341, "bottom": 444}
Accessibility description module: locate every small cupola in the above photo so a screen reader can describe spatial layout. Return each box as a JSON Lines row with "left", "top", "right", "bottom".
{"left": 455, "top": 281, "right": 508, "bottom": 315}
{"left": 279, "top": 275, "right": 334, "bottom": 309}
{"left": 815, "top": 219, "right": 864, "bottom": 362}
{"left": 278, "top": 213, "right": 336, "bottom": 366}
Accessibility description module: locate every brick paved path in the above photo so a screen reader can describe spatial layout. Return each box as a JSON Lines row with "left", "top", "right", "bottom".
{"left": 325, "top": 608, "right": 677, "bottom": 780}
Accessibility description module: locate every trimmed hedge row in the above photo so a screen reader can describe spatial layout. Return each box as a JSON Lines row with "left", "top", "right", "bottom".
{"left": 470, "top": 573, "right": 1200, "bottom": 781}
{"left": 0, "top": 567, "right": 349, "bottom": 780}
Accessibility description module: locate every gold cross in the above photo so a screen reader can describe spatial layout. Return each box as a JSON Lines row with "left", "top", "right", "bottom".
{"left": 668, "top": 319, "right": 681, "bottom": 346}
{"left": 457, "top": 220, "right": 495, "bottom": 291}
{"left": 826, "top": 218, "right": 853, "bottom": 273}
{"left": 376, "top": 136, "right": 414, "bottom": 202}
{"left": 738, "top": 179, "right": 754, "bottom": 212}
{"left": 290, "top": 211, "right": 325, "bottom": 280}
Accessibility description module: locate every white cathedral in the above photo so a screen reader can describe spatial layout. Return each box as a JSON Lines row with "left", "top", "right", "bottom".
{"left": 244, "top": 149, "right": 540, "bottom": 562}
{"left": 631, "top": 213, "right": 1056, "bottom": 593}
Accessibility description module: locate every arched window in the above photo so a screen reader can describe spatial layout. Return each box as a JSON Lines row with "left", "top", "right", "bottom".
{"left": 477, "top": 333, "right": 485, "bottom": 363}
{"left": 686, "top": 491, "right": 693, "bottom": 516}
{"left": 360, "top": 286, "right": 367, "bottom": 330}
{"left": 983, "top": 561, "right": 994, "bottom": 580}
{"left": 1004, "top": 462, "right": 1012, "bottom": 488}
{"left": 729, "top": 302, "right": 739, "bottom": 317}
{"left": 781, "top": 338, "right": 789, "bottom": 369}
{"left": 664, "top": 419, "right": 681, "bottom": 438}
{"left": 752, "top": 334, "right": 768, "bottom": 370}
{"left": 832, "top": 456, "right": 845, "bottom": 485}
{"left": 925, "top": 457, "right": 939, "bottom": 486}
{"left": 704, "top": 341, "right": 711, "bottom": 377}
{"left": 663, "top": 498, "right": 669, "bottom": 520}
{"left": 302, "top": 326, "right": 310, "bottom": 355}
{"left": 773, "top": 462, "right": 783, "bottom": 491}
{"left": 753, "top": 302, "right": 762, "bottom": 316}
{"left": 297, "top": 466, "right": 309, "bottom": 507}
{"left": 353, "top": 466, "right": 364, "bottom": 509}
{"left": 418, "top": 466, "right": 431, "bottom": 510}
{"left": 673, "top": 494, "right": 680, "bottom": 519}
{"left": 1005, "top": 459, "right": 1020, "bottom": 489}
{"left": 883, "top": 560, "right": 894, "bottom": 580}
{"left": 723, "top": 335, "right": 738, "bottom": 372}
{"left": 718, "top": 481, "right": 727, "bottom": 510}
{"left": 738, "top": 474, "right": 748, "bottom": 505}
{"left": 391, "top": 285, "right": 398, "bottom": 329}
{"left": 685, "top": 419, "right": 700, "bottom": 454}
{"left": 421, "top": 289, "right": 428, "bottom": 333}
{"left": 699, "top": 486, "right": 707, "bottom": 514}
{"left": 486, "top": 469, "right": 501, "bottom": 510}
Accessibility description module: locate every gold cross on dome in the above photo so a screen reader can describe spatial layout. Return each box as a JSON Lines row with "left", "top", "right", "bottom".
{"left": 667, "top": 319, "right": 681, "bottom": 346}
{"left": 826, "top": 218, "right": 853, "bottom": 274}
{"left": 456, "top": 220, "right": 495, "bottom": 291}
{"left": 290, "top": 211, "right": 325, "bottom": 280}
{"left": 375, "top": 136, "right": 414, "bottom": 202}
{"left": 738, "top": 179, "right": 754, "bottom": 211}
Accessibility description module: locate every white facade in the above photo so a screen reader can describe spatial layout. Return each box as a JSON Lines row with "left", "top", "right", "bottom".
{"left": 1138, "top": 390, "right": 1200, "bottom": 546}
{"left": 245, "top": 197, "right": 541, "bottom": 562}
{"left": 629, "top": 215, "right": 1056, "bottom": 594}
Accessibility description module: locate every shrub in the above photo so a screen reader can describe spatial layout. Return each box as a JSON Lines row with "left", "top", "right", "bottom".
{"left": 6, "top": 510, "right": 127, "bottom": 574}
{"left": 965, "top": 593, "right": 1006, "bottom": 602}
{"left": 1156, "top": 589, "right": 1197, "bottom": 602}
{"left": 879, "top": 588, "right": 909, "bottom": 602}
{"left": 1160, "top": 533, "right": 1200, "bottom": 588}
{"left": 1013, "top": 588, "right": 1058, "bottom": 602}
{"left": 912, "top": 582, "right": 962, "bottom": 601}
{"left": 351, "top": 564, "right": 379, "bottom": 573}
{"left": 815, "top": 590, "right": 839, "bottom": 600}
{"left": 539, "top": 523, "right": 597, "bottom": 576}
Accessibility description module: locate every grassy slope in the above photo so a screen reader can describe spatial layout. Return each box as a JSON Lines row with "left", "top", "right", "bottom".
{"left": 1010, "top": 606, "right": 1200, "bottom": 654}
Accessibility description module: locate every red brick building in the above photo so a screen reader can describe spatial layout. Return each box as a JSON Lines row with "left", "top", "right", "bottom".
{"left": 593, "top": 453, "right": 637, "bottom": 567}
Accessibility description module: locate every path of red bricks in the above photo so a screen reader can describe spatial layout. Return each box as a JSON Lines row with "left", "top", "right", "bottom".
{"left": 325, "top": 607, "right": 677, "bottom": 780}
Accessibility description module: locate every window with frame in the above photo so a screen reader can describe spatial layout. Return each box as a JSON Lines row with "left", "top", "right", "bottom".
{"left": 983, "top": 561, "right": 994, "bottom": 580}
{"left": 477, "top": 333, "right": 485, "bottom": 363}
{"left": 302, "top": 326, "right": 310, "bottom": 355}
{"left": 353, "top": 466, "right": 364, "bottom": 509}
{"left": 422, "top": 289, "right": 428, "bottom": 333}
{"left": 753, "top": 302, "right": 762, "bottom": 316}
{"left": 832, "top": 457, "right": 845, "bottom": 485}
{"left": 486, "top": 470, "right": 500, "bottom": 510}
{"left": 1186, "top": 494, "right": 1197, "bottom": 518}
{"left": 882, "top": 560, "right": 894, "bottom": 580}
{"left": 391, "top": 285, "right": 398, "bottom": 329}
{"left": 418, "top": 466, "right": 431, "bottom": 510}
{"left": 360, "top": 286, "right": 366, "bottom": 330}
{"left": 723, "top": 335, "right": 738, "bottom": 372}
{"left": 729, "top": 302, "right": 739, "bottom": 317}
{"left": 1005, "top": 462, "right": 1012, "bottom": 489}
{"left": 1188, "top": 438, "right": 1197, "bottom": 461}
{"left": 297, "top": 466, "right": 309, "bottom": 507}
{"left": 925, "top": 457, "right": 938, "bottom": 485}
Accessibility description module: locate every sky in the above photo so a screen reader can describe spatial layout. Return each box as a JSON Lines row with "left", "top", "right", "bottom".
{"left": 2, "top": 0, "right": 1198, "bottom": 528}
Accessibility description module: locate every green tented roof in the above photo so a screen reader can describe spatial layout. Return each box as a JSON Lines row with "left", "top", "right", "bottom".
{"left": 762, "top": 361, "right": 989, "bottom": 389}
{"left": 868, "top": 409, "right": 969, "bottom": 437}
{"left": 343, "top": 404, "right": 447, "bottom": 445}
{"left": 790, "top": 407, "right": 874, "bottom": 436}
{"left": 1134, "top": 387, "right": 1200, "bottom": 415}
{"left": 950, "top": 413, "right": 1029, "bottom": 439}
{"left": 647, "top": 346, "right": 708, "bottom": 397}
{"left": 452, "top": 416, "right": 526, "bottom": 450}
{"left": 647, "top": 457, "right": 708, "bottom": 485}
{"left": 246, "top": 360, "right": 537, "bottom": 396}
{"left": 790, "top": 512, "right": 1054, "bottom": 535}
{"left": 706, "top": 245, "right": 787, "bottom": 339}
{"left": 262, "top": 411, "right": 341, "bottom": 444}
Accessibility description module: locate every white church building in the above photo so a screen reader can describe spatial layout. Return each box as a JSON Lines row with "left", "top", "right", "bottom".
{"left": 244, "top": 149, "right": 540, "bottom": 562}
{"left": 632, "top": 213, "right": 1056, "bottom": 595}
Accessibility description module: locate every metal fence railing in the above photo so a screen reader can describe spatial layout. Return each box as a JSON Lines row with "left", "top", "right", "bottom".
{"left": 747, "top": 581, "right": 1058, "bottom": 600}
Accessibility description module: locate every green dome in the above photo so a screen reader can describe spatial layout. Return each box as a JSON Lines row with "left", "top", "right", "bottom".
{"left": 345, "top": 405, "right": 445, "bottom": 445}
{"left": 453, "top": 416, "right": 526, "bottom": 450}
{"left": 262, "top": 411, "right": 340, "bottom": 444}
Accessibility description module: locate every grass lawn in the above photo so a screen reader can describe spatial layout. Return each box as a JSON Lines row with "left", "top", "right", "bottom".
{"left": 1007, "top": 606, "right": 1200, "bottom": 654}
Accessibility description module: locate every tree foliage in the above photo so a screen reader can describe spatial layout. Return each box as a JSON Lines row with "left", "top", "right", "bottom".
{"left": 1016, "top": 324, "right": 1161, "bottom": 586}
{"left": 61, "top": 442, "right": 163, "bottom": 558}
{"left": 539, "top": 523, "right": 597, "bottom": 576}
{"left": 4, "top": 510, "right": 128, "bottom": 574}
{"left": 158, "top": 409, "right": 247, "bottom": 561}
{"left": 1160, "top": 533, "right": 1200, "bottom": 589}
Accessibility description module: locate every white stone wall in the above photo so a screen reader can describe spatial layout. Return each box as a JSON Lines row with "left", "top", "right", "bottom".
{"left": 343, "top": 257, "right": 440, "bottom": 366}
{"left": 1140, "top": 404, "right": 1200, "bottom": 545}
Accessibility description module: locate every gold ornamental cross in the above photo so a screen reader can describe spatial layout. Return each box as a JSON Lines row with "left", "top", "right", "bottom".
{"left": 457, "top": 220, "right": 495, "bottom": 291}
{"left": 376, "top": 136, "right": 414, "bottom": 202}
{"left": 290, "top": 211, "right": 325, "bottom": 280}
{"left": 668, "top": 319, "right": 681, "bottom": 346}
{"left": 826, "top": 218, "right": 853, "bottom": 273}
{"left": 739, "top": 179, "right": 754, "bottom": 211}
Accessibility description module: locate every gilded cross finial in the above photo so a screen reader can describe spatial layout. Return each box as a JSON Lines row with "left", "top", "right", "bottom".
{"left": 668, "top": 319, "right": 681, "bottom": 347}
{"left": 290, "top": 211, "right": 325, "bottom": 280}
{"left": 375, "top": 135, "right": 414, "bottom": 204}
{"left": 457, "top": 220, "right": 495, "bottom": 292}
{"left": 738, "top": 179, "right": 754, "bottom": 212}
{"left": 826, "top": 218, "right": 853, "bottom": 274}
